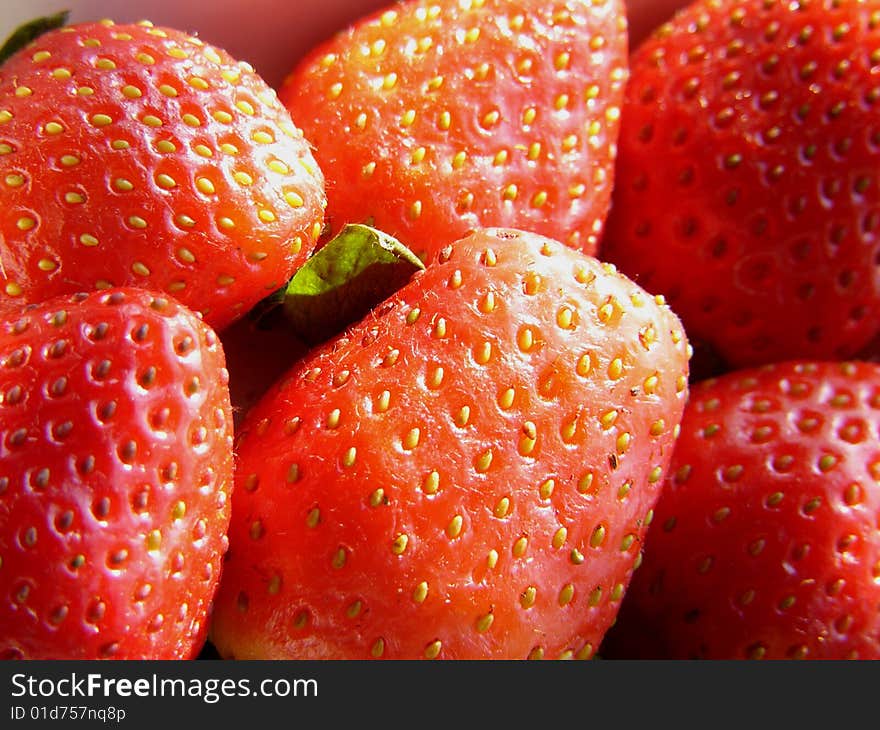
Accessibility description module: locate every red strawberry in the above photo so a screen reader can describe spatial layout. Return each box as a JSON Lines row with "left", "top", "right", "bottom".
{"left": 209, "top": 227, "right": 690, "bottom": 660}
{"left": 602, "top": 360, "right": 880, "bottom": 660}
{"left": 602, "top": 0, "right": 880, "bottom": 370}
{"left": 279, "top": 0, "right": 628, "bottom": 260}
{"left": 0, "top": 288, "right": 233, "bottom": 659}
{"left": 0, "top": 19, "right": 326, "bottom": 331}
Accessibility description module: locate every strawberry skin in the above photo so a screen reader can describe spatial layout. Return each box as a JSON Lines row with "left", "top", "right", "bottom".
{"left": 0, "top": 288, "right": 233, "bottom": 659}
{"left": 0, "top": 19, "right": 326, "bottom": 331}
{"left": 210, "top": 228, "right": 690, "bottom": 660}
{"left": 279, "top": 0, "right": 628, "bottom": 259}
{"left": 603, "top": 361, "right": 880, "bottom": 660}
{"left": 602, "top": 0, "right": 880, "bottom": 369}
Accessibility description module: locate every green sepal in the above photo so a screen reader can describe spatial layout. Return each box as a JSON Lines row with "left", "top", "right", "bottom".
{"left": 282, "top": 223, "right": 425, "bottom": 344}
{"left": 0, "top": 11, "right": 69, "bottom": 66}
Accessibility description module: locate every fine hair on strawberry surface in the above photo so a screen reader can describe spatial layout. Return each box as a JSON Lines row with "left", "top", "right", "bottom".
{"left": 280, "top": 0, "right": 629, "bottom": 261}
{"left": 0, "top": 288, "right": 234, "bottom": 659}
{"left": 0, "top": 18, "right": 327, "bottom": 332}
{"left": 210, "top": 228, "right": 691, "bottom": 660}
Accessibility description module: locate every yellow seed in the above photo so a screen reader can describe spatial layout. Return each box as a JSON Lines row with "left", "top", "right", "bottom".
{"left": 51, "top": 68, "right": 72, "bottom": 79}
{"left": 5, "top": 282, "right": 22, "bottom": 296}
{"left": 599, "top": 409, "right": 618, "bottom": 429}
{"left": 258, "top": 209, "right": 275, "bottom": 224}
{"left": 608, "top": 358, "right": 624, "bottom": 380}
{"left": 32, "top": 50, "right": 51, "bottom": 62}
{"left": 80, "top": 234, "right": 99, "bottom": 247}
{"left": 455, "top": 405, "right": 471, "bottom": 427}
{"left": 438, "top": 110, "right": 451, "bottom": 130}
{"left": 476, "top": 612, "right": 494, "bottom": 633}
{"left": 616, "top": 432, "right": 632, "bottom": 454}
{"left": 424, "top": 640, "right": 442, "bottom": 659}
{"left": 196, "top": 178, "right": 215, "bottom": 195}
{"left": 268, "top": 159, "right": 290, "bottom": 175}
{"left": 136, "top": 52, "right": 155, "bottom": 65}
{"left": 155, "top": 174, "right": 176, "bottom": 189}
{"left": 131, "top": 261, "right": 150, "bottom": 276}
{"left": 44, "top": 121, "right": 64, "bottom": 135}
{"left": 306, "top": 508, "right": 320, "bottom": 528}
{"left": 370, "top": 638, "right": 385, "bottom": 657}
{"left": 128, "top": 216, "right": 147, "bottom": 230}
{"left": 498, "top": 387, "right": 515, "bottom": 409}
{"left": 234, "top": 171, "right": 254, "bottom": 186}
{"left": 413, "top": 582, "right": 428, "bottom": 603}
{"left": 331, "top": 548, "right": 347, "bottom": 569}
{"left": 494, "top": 497, "right": 511, "bottom": 519}
{"left": 65, "top": 192, "right": 84, "bottom": 204}
{"left": 90, "top": 114, "right": 112, "bottom": 127}
{"left": 559, "top": 584, "right": 575, "bottom": 606}
{"left": 576, "top": 353, "right": 593, "bottom": 376}
{"left": 16, "top": 216, "right": 35, "bottom": 231}
{"left": 552, "top": 527, "right": 567, "bottom": 549}
{"left": 285, "top": 190, "right": 304, "bottom": 208}
{"left": 487, "top": 549, "right": 499, "bottom": 569}
{"left": 146, "top": 529, "right": 161, "bottom": 551}
{"left": 391, "top": 533, "right": 409, "bottom": 555}
{"left": 5, "top": 173, "right": 24, "bottom": 187}
{"left": 446, "top": 515, "right": 463, "bottom": 539}
{"left": 423, "top": 471, "right": 440, "bottom": 495}
{"left": 236, "top": 100, "right": 255, "bottom": 115}
{"left": 520, "top": 586, "right": 537, "bottom": 608}
{"left": 176, "top": 248, "right": 196, "bottom": 264}
{"left": 252, "top": 130, "right": 274, "bottom": 144}
{"left": 403, "top": 427, "right": 421, "bottom": 450}
{"left": 539, "top": 478, "right": 555, "bottom": 501}
{"left": 37, "top": 258, "right": 57, "bottom": 272}
{"left": 475, "top": 449, "right": 493, "bottom": 473}
{"left": 590, "top": 524, "right": 607, "bottom": 548}
{"left": 114, "top": 178, "right": 134, "bottom": 192}
{"left": 189, "top": 76, "right": 209, "bottom": 90}
{"left": 513, "top": 536, "right": 528, "bottom": 558}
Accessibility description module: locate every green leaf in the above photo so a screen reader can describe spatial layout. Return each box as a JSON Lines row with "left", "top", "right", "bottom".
{"left": 283, "top": 223, "right": 425, "bottom": 344}
{"left": 0, "top": 11, "right": 70, "bottom": 66}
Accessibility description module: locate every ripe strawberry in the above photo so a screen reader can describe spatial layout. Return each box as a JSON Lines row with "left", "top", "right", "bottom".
{"left": 602, "top": 360, "right": 880, "bottom": 660}
{"left": 0, "top": 18, "right": 326, "bottom": 331}
{"left": 279, "top": 0, "right": 628, "bottom": 260}
{"left": 209, "top": 227, "right": 690, "bottom": 660}
{"left": 602, "top": 0, "right": 880, "bottom": 369}
{"left": 0, "top": 288, "right": 233, "bottom": 659}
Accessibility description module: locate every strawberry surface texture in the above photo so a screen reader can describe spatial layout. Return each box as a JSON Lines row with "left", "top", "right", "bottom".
{"left": 210, "top": 228, "right": 691, "bottom": 660}
{"left": 0, "top": 288, "right": 233, "bottom": 659}
{"left": 280, "top": 0, "right": 628, "bottom": 260}
{"left": 603, "top": 0, "right": 880, "bottom": 369}
{"left": 0, "top": 19, "right": 326, "bottom": 331}
{"left": 603, "top": 360, "right": 880, "bottom": 659}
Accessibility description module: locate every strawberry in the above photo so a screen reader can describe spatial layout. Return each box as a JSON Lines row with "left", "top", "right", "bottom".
{"left": 602, "top": 360, "right": 880, "bottom": 660}
{"left": 209, "top": 227, "right": 690, "bottom": 660}
{"left": 0, "top": 18, "right": 326, "bottom": 331}
{"left": 0, "top": 288, "right": 233, "bottom": 659}
{"left": 602, "top": 0, "right": 880, "bottom": 370}
{"left": 278, "top": 0, "right": 628, "bottom": 260}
